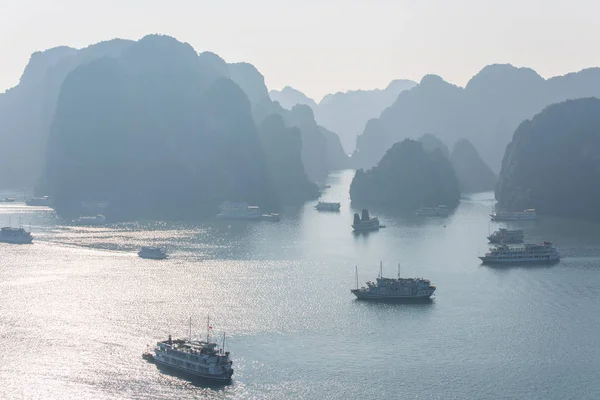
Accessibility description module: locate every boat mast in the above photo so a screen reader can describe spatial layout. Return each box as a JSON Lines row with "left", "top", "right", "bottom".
{"left": 222, "top": 332, "right": 226, "bottom": 353}
{"left": 379, "top": 261, "right": 383, "bottom": 278}
{"left": 189, "top": 316, "right": 192, "bottom": 342}
{"left": 206, "top": 314, "right": 210, "bottom": 343}
{"left": 397, "top": 263, "right": 400, "bottom": 279}
{"left": 355, "top": 265, "right": 358, "bottom": 290}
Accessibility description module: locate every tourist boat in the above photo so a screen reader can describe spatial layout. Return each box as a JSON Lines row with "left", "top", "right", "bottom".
{"left": 75, "top": 214, "right": 106, "bottom": 225}
{"left": 143, "top": 317, "right": 234, "bottom": 383}
{"left": 416, "top": 205, "right": 450, "bottom": 216}
{"left": 26, "top": 196, "right": 52, "bottom": 207}
{"left": 217, "top": 202, "right": 261, "bottom": 220}
{"left": 138, "top": 247, "right": 168, "bottom": 260}
{"left": 0, "top": 226, "right": 33, "bottom": 244}
{"left": 352, "top": 209, "right": 381, "bottom": 232}
{"left": 490, "top": 209, "right": 536, "bottom": 221}
{"left": 487, "top": 228, "right": 525, "bottom": 244}
{"left": 351, "top": 263, "right": 436, "bottom": 301}
{"left": 0, "top": 197, "right": 16, "bottom": 203}
{"left": 261, "top": 213, "right": 280, "bottom": 222}
{"left": 315, "top": 201, "right": 341, "bottom": 212}
{"left": 479, "top": 241, "right": 560, "bottom": 264}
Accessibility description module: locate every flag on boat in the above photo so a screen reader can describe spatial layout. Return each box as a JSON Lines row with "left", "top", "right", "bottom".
{"left": 208, "top": 326, "right": 213, "bottom": 329}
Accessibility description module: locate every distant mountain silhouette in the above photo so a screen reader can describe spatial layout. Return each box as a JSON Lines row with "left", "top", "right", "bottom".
{"left": 269, "top": 86, "right": 317, "bottom": 110}
{"left": 258, "top": 114, "right": 319, "bottom": 203}
{"left": 269, "top": 80, "right": 416, "bottom": 153}
{"left": 450, "top": 139, "right": 497, "bottom": 193}
{"left": 418, "top": 133, "right": 450, "bottom": 158}
{"left": 0, "top": 39, "right": 133, "bottom": 188}
{"left": 350, "top": 139, "right": 460, "bottom": 209}
{"left": 242, "top": 76, "right": 349, "bottom": 183}
{"left": 44, "top": 35, "right": 324, "bottom": 218}
{"left": 352, "top": 64, "right": 600, "bottom": 172}
{"left": 496, "top": 98, "right": 600, "bottom": 219}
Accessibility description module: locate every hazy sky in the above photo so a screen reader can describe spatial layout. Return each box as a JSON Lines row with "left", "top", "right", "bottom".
{"left": 1, "top": 0, "right": 599, "bottom": 100}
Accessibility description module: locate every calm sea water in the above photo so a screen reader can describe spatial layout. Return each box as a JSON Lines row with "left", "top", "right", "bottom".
{"left": 1, "top": 170, "right": 600, "bottom": 399}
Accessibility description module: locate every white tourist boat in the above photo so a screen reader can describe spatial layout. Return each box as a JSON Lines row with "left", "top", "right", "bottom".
{"left": 138, "top": 247, "right": 168, "bottom": 260}
{"left": 416, "top": 205, "right": 450, "bottom": 216}
{"left": 0, "top": 226, "right": 33, "bottom": 244}
{"left": 479, "top": 241, "right": 560, "bottom": 264}
{"left": 75, "top": 214, "right": 106, "bottom": 225}
{"left": 315, "top": 201, "right": 341, "bottom": 212}
{"left": 26, "top": 196, "right": 52, "bottom": 207}
{"left": 217, "top": 202, "right": 261, "bottom": 220}
{"left": 487, "top": 228, "right": 525, "bottom": 244}
{"left": 143, "top": 317, "right": 234, "bottom": 383}
{"left": 490, "top": 209, "right": 536, "bottom": 221}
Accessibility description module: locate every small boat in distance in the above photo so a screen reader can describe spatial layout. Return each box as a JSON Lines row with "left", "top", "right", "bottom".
{"left": 138, "top": 247, "right": 168, "bottom": 260}
{"left": 416, "top": 205, "right": 450, "bottom": 216}
{"left": 479, "top": 241, "right": 559, "bottom": 265}
{"left": 491, "top": 209, "right": 536, "bottom": 221}
{"left": 261, "top": 213, "right": 281, "bottom": 222}
{"left": 217, "top": 202, "right": 261, "bottom": 220}
{"left": 0, "top": 197, "right": 16, "bottom": 203}
{"left": 351, "top": 263, "right": 436, "bottom": 301}
{"left": 315, "top": 201, "right": 341, "bottom": 212}
{"left": 0, "top": 226, "right": 33, "bottom": 244}
{"left": 26, "top": 196, "right": 52, "bottom": 207}
{"left": 75, "top": 214, "right": 106, "bottom": 225}
{"left": 352, "top": 209, "right": 381, "bottom": 232}
{"left": 145, "top": 316, "right": 234, "bottom": 383}
{"left": 488, "top": 228, "right": 525, "bottom": 244}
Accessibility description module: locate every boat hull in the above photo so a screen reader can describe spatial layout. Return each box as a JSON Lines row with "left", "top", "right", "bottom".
{"left": 138, "top": 254, "right": 168, "bottom": 260}
{"left": 153, "top": 358, "right": 233, "bottom": 383}
{"left": 352, "top": 225, "right": 380, "bottom": 232}
{"left": 479, "top": 256, "right": 560, "bottom": 265}
{"left": 490, "top": 214, "right": 536, "bottom": 221}
{"left": 351, "top": 289, "right": 434, "bottom": 301}
{"left": 0, "top": 238, "right": 33, "bottom": 244}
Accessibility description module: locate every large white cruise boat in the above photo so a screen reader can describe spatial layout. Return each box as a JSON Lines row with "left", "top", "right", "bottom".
{"left": 490, "top": 209, "right": 536, "bottom": 221}
{"left": 144, "top": 317, "right": 234, "bottom": 383}
{"left": 217, "top": 202, "right": 261, "bottom": 220}
{"left": 479, "top": 242, "right": 560, "bottom": 264}
{"left": 75, "top": 214, "right": 106, "bottom": 225}
{"left": 0, "top": 227, "right": 33, "bottom": 244}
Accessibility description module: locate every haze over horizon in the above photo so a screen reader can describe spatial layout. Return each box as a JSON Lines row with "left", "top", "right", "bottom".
{"left": 2, "top": 0, "right": 600, "bottom": 100}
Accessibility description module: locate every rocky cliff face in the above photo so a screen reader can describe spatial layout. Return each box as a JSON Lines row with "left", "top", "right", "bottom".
{"left": 450, "top": 139, "right": 497, "bottom": 193}
{"left": 352, "top": 64, "right": 600, "bottom": 172}
{"left": 258, "top": 114, "right": 319, "bottom": 203}
{"left": 45, "top": 35, "right": 277, "bottom": 218}
{"left": 350, "top": 139, "right": 460, "bottom": 209}
{"left": 269, "top": 79, "right": 416, "bottom": 153}
{"left": 496, "top": 98, "right": 600, "bottom": 219}
{"left": 0, "top": 40, "right": 133, "bottom": 188}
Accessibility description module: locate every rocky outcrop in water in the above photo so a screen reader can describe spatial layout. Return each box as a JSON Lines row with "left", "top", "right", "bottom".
{"left": 45, "top": 35, "right": 282, "bottom": 218}
{"left": 495, "top": 98, "right": 600, "bottom": 219}
{"left": 350, "top": 139, "right": 460, "bottom": 209}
